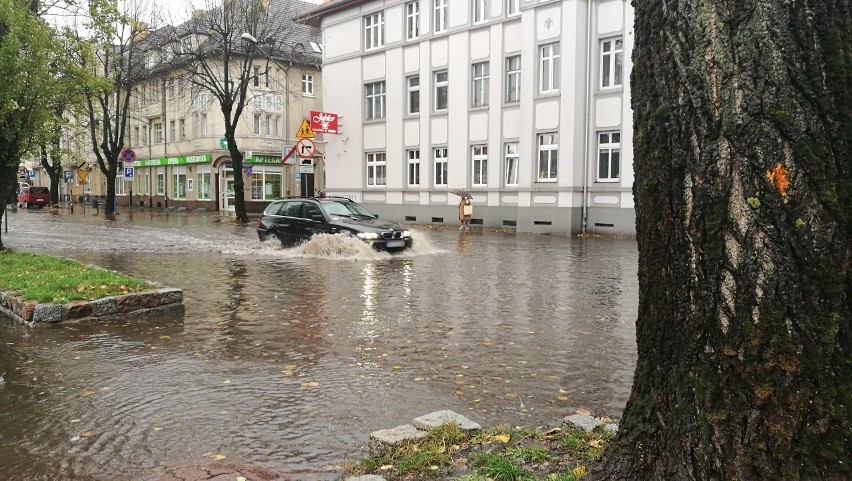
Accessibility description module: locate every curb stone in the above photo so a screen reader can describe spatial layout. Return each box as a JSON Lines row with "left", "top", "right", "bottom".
{"left": 368, "top": 410, "right": 480, "bottom": 458}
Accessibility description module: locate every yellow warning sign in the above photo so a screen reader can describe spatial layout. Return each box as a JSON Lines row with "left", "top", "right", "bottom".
{"left": 77, "top": 170, "right": 89, "bottom": 184}
{"left": 295, "top": 119, "right": 315, "bottom": 139}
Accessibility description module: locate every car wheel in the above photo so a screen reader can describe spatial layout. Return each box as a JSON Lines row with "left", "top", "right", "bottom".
{"left": 266, "top": 232, "right": 284, "bottom": 246}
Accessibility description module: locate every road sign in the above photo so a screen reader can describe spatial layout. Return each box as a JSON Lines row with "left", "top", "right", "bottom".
{"left": 295, "top": 119, "right": 315, "bottom": 139}
{"left": 220, "top": 137, "right": 229, "bottom": 149}
{"left": 295, "top": 172, "right": 301, "bottom": 182}
{"left": 124, "top": 166, "right": 134, "bottom": 179}
{"left": 17, "top": 166, "right": 27, "bottom": 176}
{"left": 296, "top": 138, "right": 316, "bottom": 158}
{"left": 64, "top": 171, "right": 73, "bottom": 182}
{"left": 310, "top": 111, "right": 339, "bottom": 134}
{"left": 77, "top": 170, "right": 89, "bottom": 184}
{"left": 120, "top": 148, "right": 137, "bottom": 163}
{"left": 27, "top": 169, "right": 34, "bottom": 179}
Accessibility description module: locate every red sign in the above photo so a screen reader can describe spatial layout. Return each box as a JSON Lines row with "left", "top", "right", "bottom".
{"left": 120, "top": 148, "right": 137, "bottom": 163}
{"left": 310, "top": 111, "right": 339, "bottom": 134}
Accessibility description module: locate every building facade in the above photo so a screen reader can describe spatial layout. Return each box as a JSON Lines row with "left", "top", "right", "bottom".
{"left": 301, "top": 0, "right": 635, "bottom": 235}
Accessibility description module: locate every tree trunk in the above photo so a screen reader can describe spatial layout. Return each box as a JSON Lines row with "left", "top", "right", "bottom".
{"left": 39, "top": 143, "right": 60, "bottom": 205}
{"left": 595, "top": 1, "right": 851, "bottom": 480}
{"left": 226, "top": 131, "right": 249, "bottom": 223}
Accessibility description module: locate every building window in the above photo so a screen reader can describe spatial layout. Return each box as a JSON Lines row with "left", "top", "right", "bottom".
{"left": 407, "top": 149, "right": 420, "bottom": 186}
{"left": 156, "top": 172, "right": 165, "bottom": 195}
{"left": 407, "top": 76, "right": 420, "bottom": 115}
{"left": 505, "top": 142, "right": 519, "bottom": 186}
{"left": 179, "top": 118, "right": 186, "bottom": 140}
{"left": 598, "top": 131, "right": 621, "bottom": 181}
{"left": 253, "top": 66, "right": 260, "bottom": 87}
{"left": 253, "top": 113, "right": 261, "bottom": 135}
{"left": 366, "top": 152, "right": 387, "bottom": 186}
{"left": 406, "top": 1, "right": 420, "bottom": 40}
{"left": 133, "top": 126, "right": 139, "bottom": 146}
{"left": 154, "top": 122, "right": 163, "bottom": 143}
{"left": 115, "top": 174, "right": 125, "bottom": 195}
{"left": 137, "top": 172, "right": 149, "bottom": 195}
{"left": 168, "top": 80, "right": 175, "bottom": 99}
{"left": 251, "top": 169, "right": 284, "bottom": 200}
{"left": 365, "top": 81, "right": 386, "bottom": 120}
{"left": 141, "top": 125, "right": 148, "bottom": 145}
{"left": 471, "top": 62, "right": 489, "bottom": 107}
{"left": 198, "top": 113, "right": 207, "bottom": 137}
{"left": 197, "top": 172, "right": 212, "bottom": 200}
{"left": 601, "top": 37, "right": 624, "bottom": 88}
{"left": 537, "top": 133, "right": 558, "bottom": 181}
{"left": 472, "top": 145, "right": 488, "bottom": 186}
{"left": 265, "top": 114, "right": 273, "bottom": 136}
{"left": 364, "top": 11, "right": 385, "bottom": 50}
{"left": 472, "top": 0, "right": 487, "bottom": 24}
{"left": 507, "top": 0, "right": 520, "bottom": 16}
{"left": 434, "top": 147, "right": 448, "bottom": 186}
{"left": 539, "top": 43, "right": 560, "bottom": 93}
{"left": 434, "top": 0, "right": 448, "bottom": 33}
{"left": 434, "top": 70, "right": 448, "bottom": 111}
{"left": 169, "top": 120, "right": 175, "bottom": 141}
{"left": 172, "top": 169, "right": 187, "bottom": 199}
{"left": 274, "top": 115, "right": 281, "bottom": 137}
{"left": 505, "top": 55, "right": 521, "bottom": 103}
{"left": 302, "top": 74, "right": 314, "bottom": 95}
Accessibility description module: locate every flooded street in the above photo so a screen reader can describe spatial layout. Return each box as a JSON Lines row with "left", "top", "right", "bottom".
{"left": 0, "top": 207, "right": 638, "bottom": 480}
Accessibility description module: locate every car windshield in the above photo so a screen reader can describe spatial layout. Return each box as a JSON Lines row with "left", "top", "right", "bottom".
{"left": 321, "top": 200, "right": 375, "bottom": 218}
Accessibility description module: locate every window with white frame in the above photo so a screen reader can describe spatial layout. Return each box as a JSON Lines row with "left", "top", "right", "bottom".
{"left": 168, "top": 80, "right": 175, "bottom": 99}
{"left": 537, "top": 132, "right": 558, "bottom": 181}
{"left": 364, "top": 11, "right": 385, "bottom": 50}
{"left": 250, "top": 168, "right": 284, "bottom": 200}
{"left": 407, "top": 76, "right": 420, "bottom": 115}
{"left": 407, "top": 149, "right": 420, "bottom": 186}
{"left": 179, "top": 118, "right": 186, "bottom": 140}
{"left": 598, "top": 131, "right": 621, "bottom": 181}
{"left": 274, "top": 115, "right": 281, "bottom": 137}
{"left": 198, "top": 113, "right": 207, "bottom": 137}
{"left": 115, "top": 174, "right": 126, "bottom": 195}
{"left": 136, "top": 172, "right": 149, "bottom": 195}
{"left": 141, "top": 125, "right": 148, "bottom": 145}
{"left": 154, "top": 122, "right": 163, "bottom": 143}
{"left": 471, "top": 62, "right": 489, "bottom": 107}
{"left": 253, "top": 113, "right": 261, "bottom": 135}
{"left": 507, "top": 0, "right": 520, "bottom": 16}
{"left": 302, "top": 74, "right": 314, "bottom": 95}
{"left": 172, "top": 168, "right": 187, "bottom": 199}
{"left": 600, "top": 38, "right": 624, "bottom": 88}
{"left": 366, "top": 152, "right": 387, "bottom": 186}
{"left": 169, "top": 120, "right": 175, "bottom": 141}
{"left": 365, "top": 81, "right": 386, "bottom": 120}
{"left": 472, "top": 145, "right": 488, "bottom": 185}
{"left": 197, "top": 172, "right": 212, "bottom": 200}
{"left": 253, "top": 66, "right": 260, "bottom": 87}
{"left": 472, "top": 0, "right": 487, "bottom": 24}
{"left": 505, "top": 55, "right": 521, "bottom": 102}
{"left": 539, "top": 43, "right": 560, "bottom": 93}
{"left": 265, "top": 114, "right": 273, "bottom": 136}
{"left": 133, "top": 126, "right": 139, "bottom": 145}
{"left": 406, "top": 1, "right": 420, "bottom": 40}
{"left": 434, "top": 147, "right": 448, "bottom": 186}
{"left": 156, "top": 172, "right": 165, "bottom": 195}
{"left": 434, "top": 0, "right": 448, "bottom": 33}
{"left": 505, "top": 142, "right": 519, "bottom": 186}
{"left": 434, "top": 70, "right": 448, "bottom": 111}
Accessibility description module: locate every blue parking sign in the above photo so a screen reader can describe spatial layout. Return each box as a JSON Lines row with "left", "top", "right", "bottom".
{"left": 124, "top": 166, "right": 134, "bottom": 179}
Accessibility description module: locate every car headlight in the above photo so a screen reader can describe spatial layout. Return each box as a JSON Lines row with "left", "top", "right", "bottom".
{"left": 357, "top": 232, "right": 379, "bottom": 240}
{"left": 402, "top": 230, "right": 411, "bottom": 238}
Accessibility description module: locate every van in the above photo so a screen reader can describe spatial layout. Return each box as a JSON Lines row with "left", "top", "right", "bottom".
{"left": 17, "top": 186, "right": 50, "bottom": 208}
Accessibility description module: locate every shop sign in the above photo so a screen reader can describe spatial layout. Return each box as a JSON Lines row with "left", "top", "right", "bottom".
{"left": 134, "top": 153, "right": 211, "bottom": 167}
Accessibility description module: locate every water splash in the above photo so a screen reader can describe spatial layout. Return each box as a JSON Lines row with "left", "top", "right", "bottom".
{"left": 268, "top": 230, "right": 444, "bottom": 261}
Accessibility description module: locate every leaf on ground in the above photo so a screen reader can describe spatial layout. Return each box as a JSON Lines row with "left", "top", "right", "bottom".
{"left": 493, "top": 433, "right": 510, "bottom": 443}
{"left": 379, "top": 464, "right": 394, "bottom": 471}
{"left": 588, "top": 439, "right": 604, "bottom": 449}
{"left": 576, "top": 408, "right": 592, "bottom": 416}
{"left": 281, "top": 370, "right": 293, "bottom": 376}
{"left": 557, "top": 395, "right": 569, "bottom": 401}
{"left": 572, "top": 465, "right": 588, "bottom": 477}
{"left": 82, "top": 390, "right": 95, "bottom": 397}
{"left": 80, "top": 431, "right": 95, "bottom": 438}
{"left": 212, "top": 454, "right": 226, "bottom": 461}
{"left": 300, "top": 381, "right": 319, "bottom": 388}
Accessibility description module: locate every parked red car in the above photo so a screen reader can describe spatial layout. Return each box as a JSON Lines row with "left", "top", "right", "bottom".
{"left": 17, "top": 186, "right": 50, "bottom": 208}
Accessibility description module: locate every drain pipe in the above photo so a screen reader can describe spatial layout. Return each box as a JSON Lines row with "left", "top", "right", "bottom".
{"left": 581, "top": 0, "right": 593, "bottom": 234}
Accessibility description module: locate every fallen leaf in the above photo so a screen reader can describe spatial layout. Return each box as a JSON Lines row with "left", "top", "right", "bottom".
{"left": 212, "top": 454, "right": 226, "bottom": 461}
{"left": 379, "top": 464, "right": 393, "bottom": 471}
{"left": 70, "top": 419, "right": 80, "bottom": 423}
{"left": 281, "top": 370, "right": 293, "bottom": 376}
{"left": 576, "top": 408, "right": 592, "bottom": 416}
{"left": 237, "top": 477, "right": 247, "bottom": 481}
{"left": 558, "top": 395, "right": 569, "bottom": 401}
{"left": 572, "top": 465, "right": 588, "bottom": 477}
{"left": 300, "top": 381, "right": 319, "bottom": 388}
{"left": 81, "top": 431, "right": 95, "bottom": 438}
{"left": 82, "top": 390, "right": 95, "bottom": 397}
{"left": 223, "top": 380, "right": 231, "bottom": 384}
{"left": 159, "top": 335, "right": 171, "bottom": 340}
{"left": 588, "top": 439, "right": 604, "bottom": 449}
{"left": 153, "top": 427, "right": 162, "bottom": 431}
{"left": 493, "top": 433, "right": 510, "bottom": 443}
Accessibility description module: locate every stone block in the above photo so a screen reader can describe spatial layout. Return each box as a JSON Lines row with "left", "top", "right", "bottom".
{"left": 64, "top": 301, "right": 93, "bottom": 320}
{"left": 412, "top": 410, "right": 481, "bottom": 432}
{"left": 562, "top": 414, "right": 604, "bottom": 433}
{"left": 157, "top": 288, "right": 183, "bottom": 306}
{"left": 601, "top": 423, "right": 619, "bottom": 434}
{"left": 90, "top": 297, "right": 118, "bottom": 317}
{"left": 33, "top": 303, "right": 63, "bottom": 323}
{"left": 369, "top": 424, "right": 428, "bottom": 456}
{"left": 20, "top": 300, "right": 36, "bottom": 322}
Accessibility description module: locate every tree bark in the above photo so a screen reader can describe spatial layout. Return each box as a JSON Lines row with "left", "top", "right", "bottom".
{"left": 595, "top": 1, "right": 851, "bottom": 480}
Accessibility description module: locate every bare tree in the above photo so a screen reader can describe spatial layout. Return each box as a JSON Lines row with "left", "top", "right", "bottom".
{"left": 594, "top": 1, "right": 851, "bottom": 479}
{"left": 170, "top": 0, "right": 317, "bottom": 222}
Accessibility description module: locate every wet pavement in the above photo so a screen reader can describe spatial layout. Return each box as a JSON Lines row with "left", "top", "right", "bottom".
{"left": 0, "top": 206, "right": 638, "bottom": 480}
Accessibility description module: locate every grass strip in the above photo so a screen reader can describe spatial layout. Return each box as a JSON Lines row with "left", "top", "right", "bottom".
{"left": 0, "top": 251, "right": 151, "bottom": 303}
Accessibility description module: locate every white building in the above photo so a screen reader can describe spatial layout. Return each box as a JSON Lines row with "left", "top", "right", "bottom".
{"left": 299, "top": 0, "right": 635, "bottom": 235}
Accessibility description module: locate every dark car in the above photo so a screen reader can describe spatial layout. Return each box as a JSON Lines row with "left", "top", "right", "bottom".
{"left": 256, "top": 197, "right": 413, "bottom": 250}
{"left": 17, "top": 186, "right": 50, "bottom": 208}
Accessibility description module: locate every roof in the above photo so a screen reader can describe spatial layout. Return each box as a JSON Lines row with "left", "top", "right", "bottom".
{"left": 295, "top": 0, "right": 373, "bottom": 27}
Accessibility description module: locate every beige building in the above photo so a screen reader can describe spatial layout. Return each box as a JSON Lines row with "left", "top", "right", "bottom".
{"left": 32, "top": 0, "right": 325, "bottom": 213}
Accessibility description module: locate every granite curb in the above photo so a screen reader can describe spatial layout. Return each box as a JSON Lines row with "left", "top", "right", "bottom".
{"left": 0, "top": 287, "right": 184, "bottom": 325}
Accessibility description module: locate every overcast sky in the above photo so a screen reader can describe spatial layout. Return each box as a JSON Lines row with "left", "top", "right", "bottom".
{"left": 158, "top": 0, "right": 323, "bottom": 24}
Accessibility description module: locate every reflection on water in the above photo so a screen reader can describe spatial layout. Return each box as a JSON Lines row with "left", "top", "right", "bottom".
{"left": 0, "top": 209, "right": 637, "bottom": 479}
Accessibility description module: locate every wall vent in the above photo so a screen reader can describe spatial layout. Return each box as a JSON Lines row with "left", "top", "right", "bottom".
{"left": 533, "top": 221, "right": 552, "bottom": 226}
{"left": 431, "top": 217, "right": 444, "bottom": 223}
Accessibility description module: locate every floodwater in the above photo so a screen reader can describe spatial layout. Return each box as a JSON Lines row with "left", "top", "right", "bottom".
{"left": 0, "top": 206, "right": 638, "bottom": 480}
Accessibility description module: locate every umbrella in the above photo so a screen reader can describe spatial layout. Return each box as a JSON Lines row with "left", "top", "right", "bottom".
{"left": 451, "top": 189, "right": 472, "bottom": 199}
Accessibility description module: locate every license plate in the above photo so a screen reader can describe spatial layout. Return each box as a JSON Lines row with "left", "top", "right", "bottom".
{"left": 386, "top": 239, "right": 405, "bottom": 248}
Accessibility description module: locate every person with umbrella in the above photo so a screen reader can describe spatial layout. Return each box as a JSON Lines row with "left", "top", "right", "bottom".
{"left": 454, "top": 191, "right": 473, "bottom": 230}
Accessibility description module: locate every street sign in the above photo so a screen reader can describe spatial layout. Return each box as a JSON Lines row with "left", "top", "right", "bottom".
{"left": 296, "top": 138, "right": 316, "bottom": 158}
{"left": 64, "top": 171, "right": 73, "bottom": 182}
{"left": 219, "top": 137, "right": 229, "bottom": 149}
{"left": 124, "top": 166, "right": 134, "bottom": 179}
{"left": 77, "top": 170, "right": 89, "bottom": 184}
{"left": 295, "top": 119, "right": 315, "bottom": 139}
{"left": 310, "top": 111, "right": 339, "bottom": 134}
{"left": 27, "top": 169, "right": 34, "bottom": 179}
{"left": 295, "top": 172, "right": 301, "bottom": 182}
{"left": 120, "top": 148, "right": 137, "bottom": 163}
{"left": 17, "top": 166, "right": 27, "bottom": 176}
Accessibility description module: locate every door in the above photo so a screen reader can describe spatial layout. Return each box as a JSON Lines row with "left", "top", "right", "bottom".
{"left": 220, "top": 168, "right": 235, "bottom": 212}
